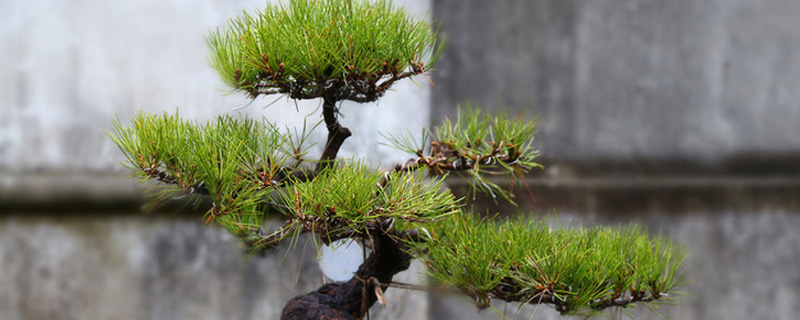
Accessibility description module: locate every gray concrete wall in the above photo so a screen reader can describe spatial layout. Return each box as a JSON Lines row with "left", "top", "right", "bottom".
{"left": 3, "top": 0, "right": 800, "bottom": 319}
{"left": 0, "top": 214, "right": 428, "bottom": 320}
{"left": 433, "top": 0, "right": 800, "bottom": 163}
{"left": 431, "top": 0, "right": 800, "bottom": 319}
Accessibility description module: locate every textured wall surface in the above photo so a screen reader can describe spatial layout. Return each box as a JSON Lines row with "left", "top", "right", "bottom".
{"left": 3, "top": 0, "right": 800, "bottom": 319}
{"left": 433, "top": 0, "right": 800, "bottom": 162}
{"left": 0, "top": 215, "right": 428, "bottom": 320}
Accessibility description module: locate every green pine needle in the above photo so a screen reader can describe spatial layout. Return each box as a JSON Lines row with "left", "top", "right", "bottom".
{"left": 283, "top": 161, "right": 460, "bottom": 234}
{"left": 109, "top": 112, "right": 309, "bottom": 238}
{"left": 206, "top": 0, "right": 444, "bottom": 101}
{"left": 415, "top": 213, "right": 688, "bottom": 316}
{"left": 384, "top": 105, "right": 542, "bottom": 203}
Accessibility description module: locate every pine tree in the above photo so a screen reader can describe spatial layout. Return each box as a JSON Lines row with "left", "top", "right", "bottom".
{"left": 110, "top": 0, "right": 687, "bottom": 319}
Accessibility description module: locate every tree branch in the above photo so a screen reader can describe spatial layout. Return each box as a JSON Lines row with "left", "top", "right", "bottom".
{"left": 316, "top": 94, "right": 351, "bottom": 172}
{"left": 488, "top": 278, "right": 665, "bottom": 315}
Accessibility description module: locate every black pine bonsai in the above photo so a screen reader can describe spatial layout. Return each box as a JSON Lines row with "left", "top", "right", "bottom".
{"left": 110, "top": 0, "right": 687, "bottom": 319}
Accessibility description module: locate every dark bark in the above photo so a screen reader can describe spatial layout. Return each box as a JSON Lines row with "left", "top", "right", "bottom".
{"left": 281, "top": 224, "right": 413, "bottom": 320}
{"left": 244, "top": 68, "right": 419, "bottom": 103}
{"left": 317, "top": 94, "right": 352, "bottom": 172}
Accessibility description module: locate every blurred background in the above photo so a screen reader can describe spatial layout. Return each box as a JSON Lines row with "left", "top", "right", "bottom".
{"left": 2, "top": 0, "right": 799, "bottom": 319}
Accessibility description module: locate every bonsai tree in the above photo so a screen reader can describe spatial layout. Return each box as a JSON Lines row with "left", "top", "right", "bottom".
{"left": 110, "top": 0, "right": 687, "bottom": 319}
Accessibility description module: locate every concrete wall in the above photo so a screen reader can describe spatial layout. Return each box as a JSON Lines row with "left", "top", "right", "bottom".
{"left": 0, "top": 214, "right": 428, "bottom": 320}
{"left": 431, "top": 0, "right": 800, "bottom": 319}
{"left": 433, "top": 0, "right": 800, "bottom": 163}
{"left": 3, "top": 0, "right": 800, "bottom": 319}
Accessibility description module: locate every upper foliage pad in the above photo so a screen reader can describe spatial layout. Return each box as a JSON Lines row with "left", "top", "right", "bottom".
{"left": 207, "top": 0, "right": 444, "bottom": 102}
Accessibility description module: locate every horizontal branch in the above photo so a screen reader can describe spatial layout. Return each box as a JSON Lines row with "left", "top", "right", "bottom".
{"left": 490, "top": 285, "right": 665, "bottom": 315}
{"left": 386, "top": 150, "right": 524, "bottom": 185}
{"left": 246, "top": 75, "right": 405, "bottom": 103}
{"left": 139, "top": 165, "right": 316, "bottom": 197}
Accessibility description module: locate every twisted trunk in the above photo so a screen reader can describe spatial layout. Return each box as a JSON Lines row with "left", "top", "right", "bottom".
{"left": 281, "top": 226, "right": 412, "bottom": 319}
{"left": 316, "top": 94, "right": 351, "bottom": 172}
{"left": 282, "top": 96, "right": 410, "bottom": 319}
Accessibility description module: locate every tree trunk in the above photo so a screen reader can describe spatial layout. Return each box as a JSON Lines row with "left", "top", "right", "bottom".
{"left": 281, "top": 227, "right": 412, "bottom": 320}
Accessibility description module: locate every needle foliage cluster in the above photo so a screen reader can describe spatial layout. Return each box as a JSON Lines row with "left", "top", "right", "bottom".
{"left": 110, "top": 113, "right": 307, "bottom": 237}
{"left": 284, "top": 162, "right": 459, "bottom": 235}
{"left": 109, "top": 112, "right": 460, "bottom": 248}
{"left": 385, "top": 105, "right": 542, "bottom": 201}
{"left": 207, "top": 0, "right": 443, "bottom": 101}
{"left": 415, "top": 214, "right": 687, "bottom": 316}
